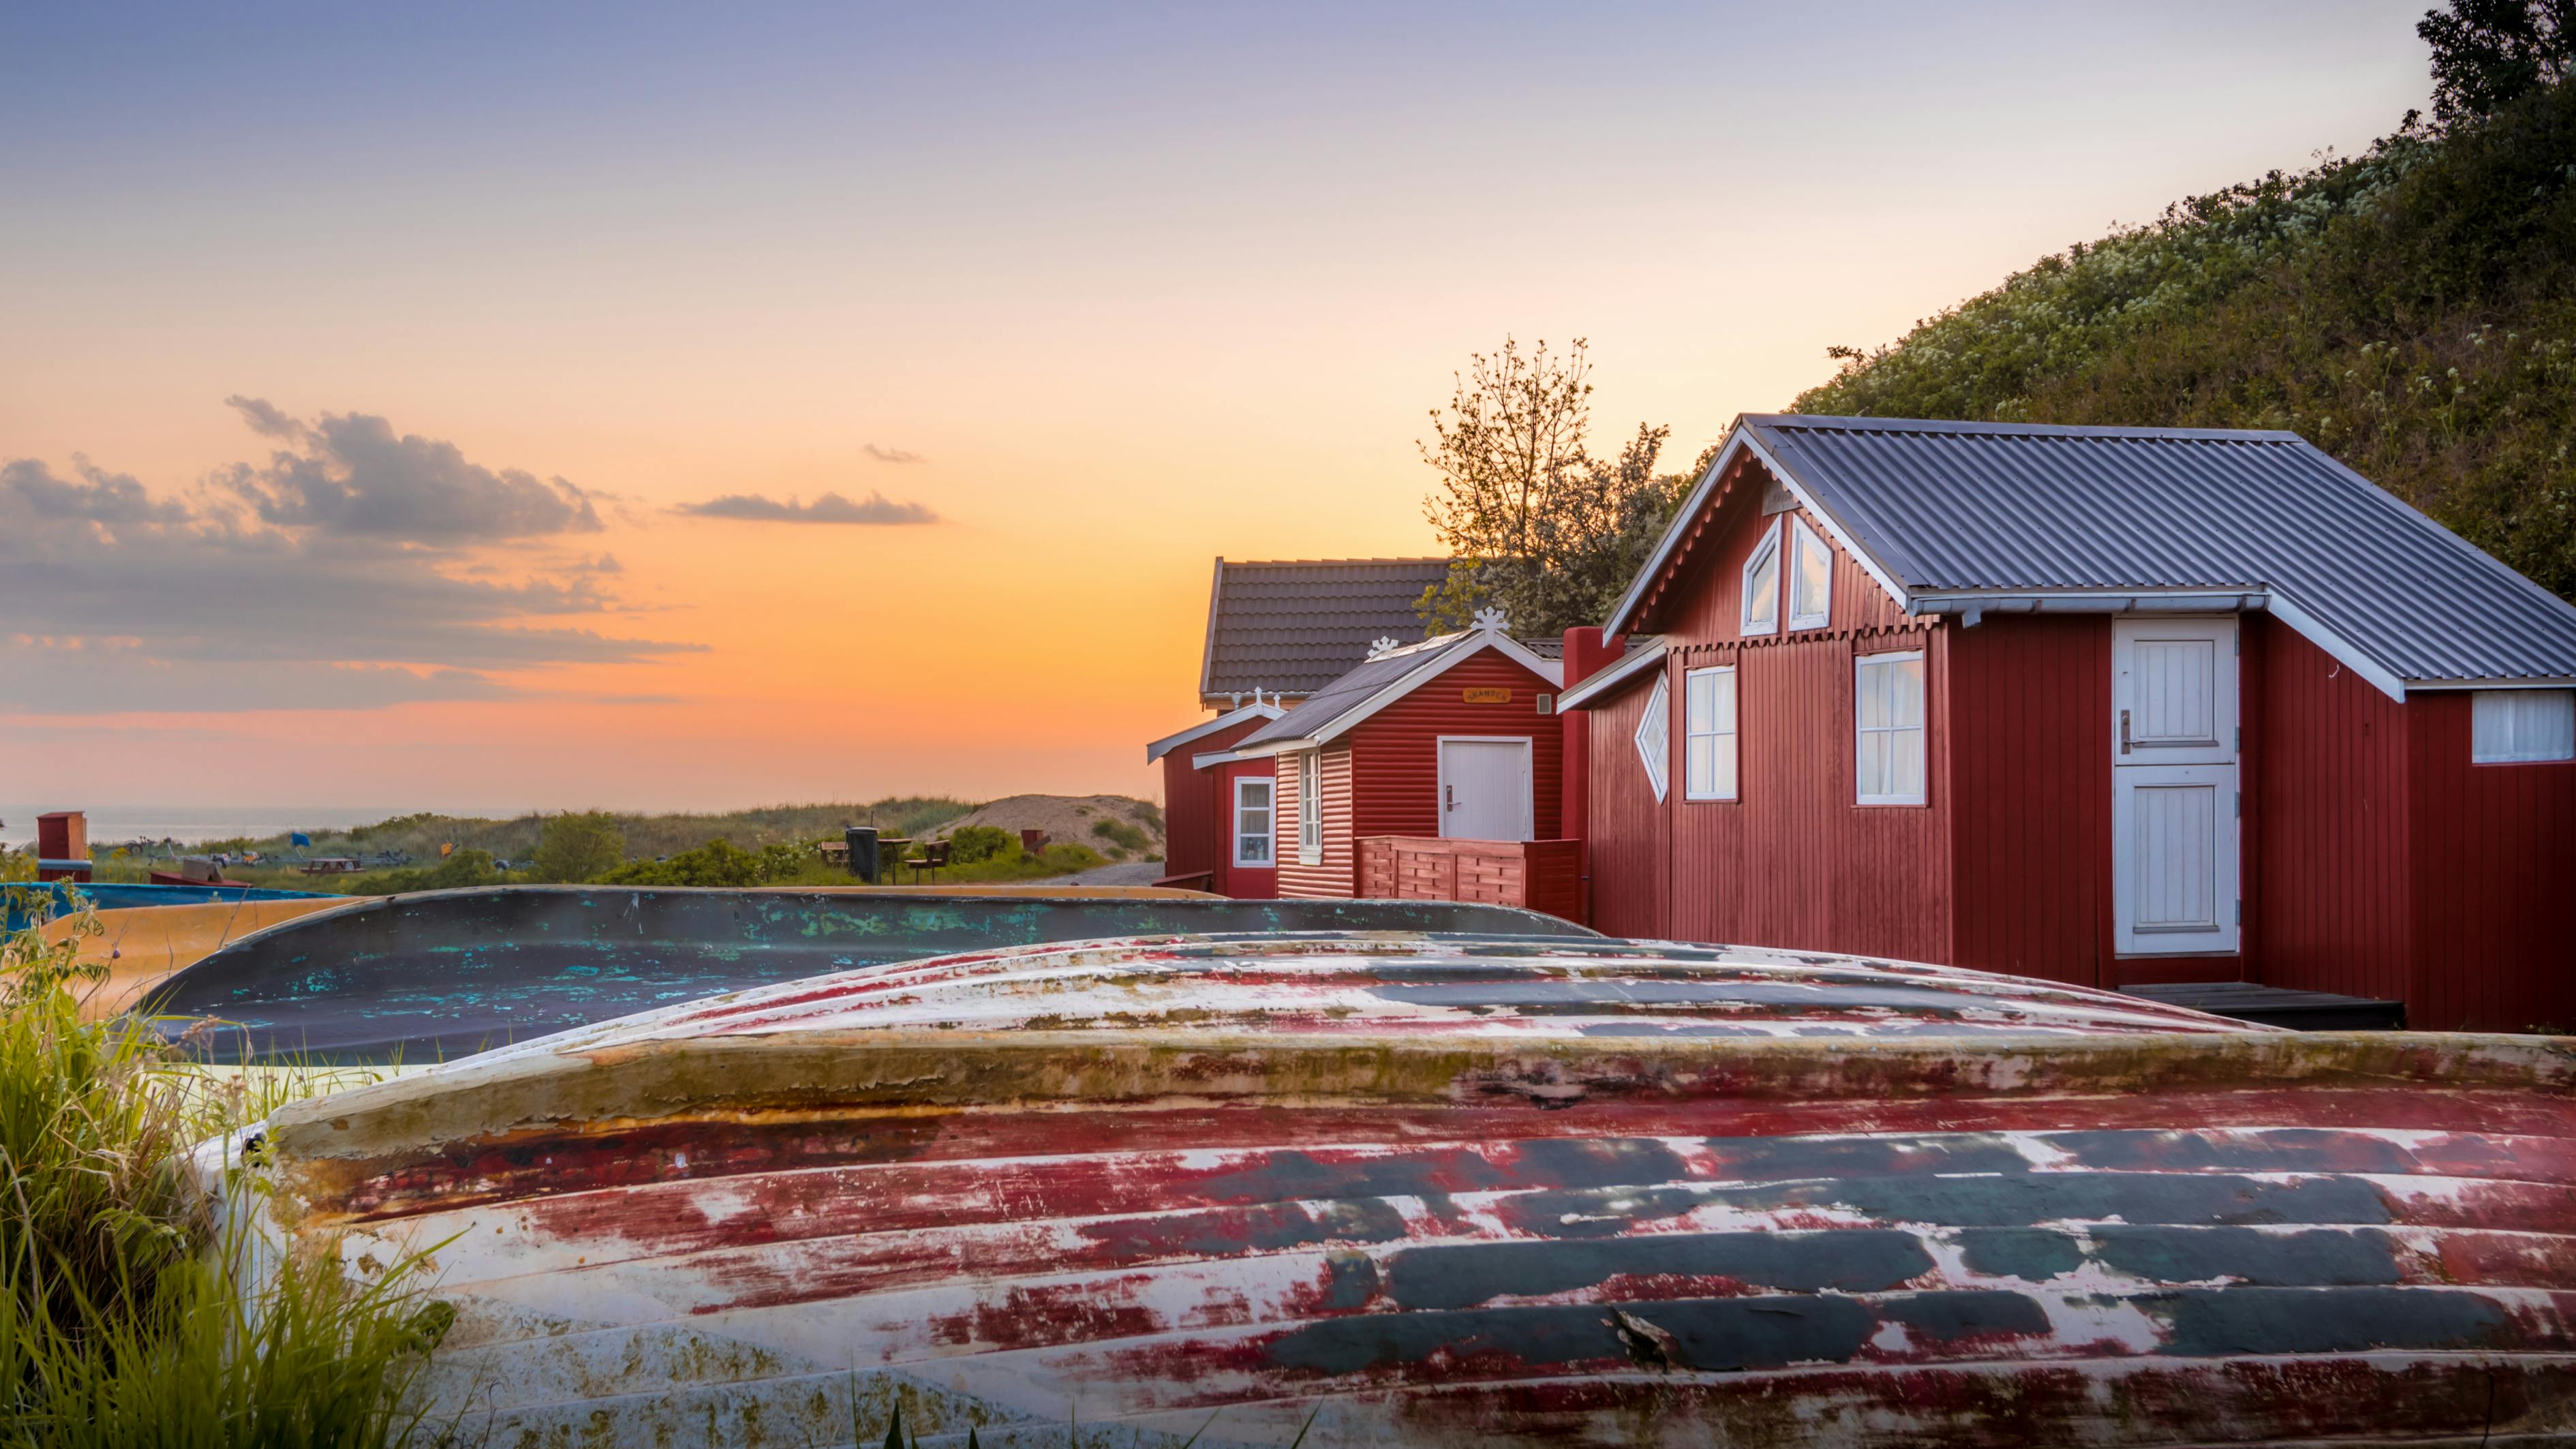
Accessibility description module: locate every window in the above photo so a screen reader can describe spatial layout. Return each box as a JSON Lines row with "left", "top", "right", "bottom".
{"left": 1855, "top": 651, "right": 1927, "bottom": 805}
{"left": 1788, "top": 518, "right": 1832, "bottom": 630}
{"left": 1685, "top": 666, "right": 1738, "bottom": 801}
{"left": 2472, "top": 689, "right": 2575, "bottom": 763}
{"left": 1234, "top": 777, "right": 1274, "bottom": 866}
{"left": 1635, "top": 673, "right": 1670, "bottom": 802}
{"left": 1297, "top": 752, "right": 1323, "bottom": 864}
{"left": 1740, "top": 521, "right": 1780, "bottom": 637}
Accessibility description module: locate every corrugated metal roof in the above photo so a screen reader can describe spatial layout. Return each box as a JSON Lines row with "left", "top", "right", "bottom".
{"left": 1199, "top": 558, "right": 1452, "bottom": 701}
{"left": 1623, "top": 416, "right": 2576, "bottom": 688}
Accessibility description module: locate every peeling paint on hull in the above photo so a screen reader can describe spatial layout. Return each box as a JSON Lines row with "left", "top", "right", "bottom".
{"left": 209, "top": 933, "right": 2576, "bottom": 1446}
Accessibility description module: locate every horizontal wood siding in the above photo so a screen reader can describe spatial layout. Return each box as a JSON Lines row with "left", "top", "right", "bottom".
{"left": 1583, "top": 675, "right": 1666, "bottom": 939}
{"left": 2406, "top": 690, "right": 2576, "bottom": 1032}
{"left": 2254, "top": 621, "right": 2412, "bottom": 1007}
{"left": 1274, "top": 746, "right": 1355, "bottom": 898}
{"left": 1653, "top": 481, "right": 1951, "bottom": 964}
{"left": 1348, "top": 648, "right": 1562, "bottom": 843}
{"left": 1947, "top": 615, "right": 2110, "bottom": 987}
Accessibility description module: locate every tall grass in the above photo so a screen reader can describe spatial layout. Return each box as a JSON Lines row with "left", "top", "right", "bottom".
{"left": 0, "top": 881, "right": 446, "bottom": 1447}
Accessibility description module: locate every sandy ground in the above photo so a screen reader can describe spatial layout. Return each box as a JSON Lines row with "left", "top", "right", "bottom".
{"left": 929, "top": 794, "right": 1165, "bottom": 856}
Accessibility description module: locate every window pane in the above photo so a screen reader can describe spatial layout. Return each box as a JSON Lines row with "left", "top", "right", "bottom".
{"left": 1858, "top": 731, "right": 1887, "bottom": 797}
{"left": 1239, "top": 834, "right": 1270, "bottom": 863}
{"left": 1792, "top": 525, "right": 1830, "bottom": 622}
{"left": 1714, "top": 670, "right": 1736, "bottom": 733}
{"left": 1890, "top": 656, "right": 1925, "bottom": 727}
{"left": 1635, "top": 675, "right": 1670, "bottom": 800}
{"left": 1892, "top": 726, "right": 1925, "bottom": 799}
{"left": 1687, "top": 735, "right": 1714, "bottom": 796}
{"left": 1713, "top": 735, "right": 1737, "bottom": 799}
{"left": 1745, "top": 540, "right": 1779, "bottom": 628}
{"left": 1688, "top": 671, "right": 1714, "bottom": 734}
{"left": 1858, "top": 661, "right": 1889, "bottom": 729}
{"left": 1242, "top": 780, "right": 1271, "bottom": 808}
{"left": 2475, "top": 689, "right": 2576, "bottom": 762}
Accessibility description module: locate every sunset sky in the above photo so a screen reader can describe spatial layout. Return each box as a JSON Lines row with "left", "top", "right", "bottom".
{"left": 2, "top": 2, "right": 2435, "bottom": 814}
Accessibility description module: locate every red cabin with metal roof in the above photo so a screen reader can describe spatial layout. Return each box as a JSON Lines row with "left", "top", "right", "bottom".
{"left": 1236, "top": 617, "right": 1568, "bottom": 904}
{"left": 1559, "top": 414, "right": 2576, "bottom": 1032}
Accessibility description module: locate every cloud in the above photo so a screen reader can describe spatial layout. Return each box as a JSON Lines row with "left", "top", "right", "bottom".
{"left": 671, "top": 490, "right": 938, "bottom": 525}
{"left": 0, "top": 409, "right": 699, "bottom": 714}
{"left": 863, "top": 444, "right": 923, "bottom": 464}
{"left": 217, "top": 398, "right": 602, "bottom": 543}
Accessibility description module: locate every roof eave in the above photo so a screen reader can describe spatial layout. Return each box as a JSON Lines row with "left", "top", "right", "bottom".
{"left": 1555, "top": 640, "right": 1669, "bottom": 711}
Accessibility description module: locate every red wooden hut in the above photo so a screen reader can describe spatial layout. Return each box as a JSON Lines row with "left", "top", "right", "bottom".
{"left": 1144, "top": 702, "right": 1283, "bottom": 896}
{"left": 1558, "top": 415, "right": 2576, "bottom": 1032}
{"left": 1233, "top": 613, "right": 1571, "bottom": 914}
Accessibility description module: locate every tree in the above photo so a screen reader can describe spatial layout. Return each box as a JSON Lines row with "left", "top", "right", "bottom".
{"left": 531, "top": 811, "right": 626, "bottom": 883}
{"left": 2421, "top": 0, "right": 2573, "bottom": 123}
{"left": 1415, "top": 337, "right": 1700, "bottom": 635}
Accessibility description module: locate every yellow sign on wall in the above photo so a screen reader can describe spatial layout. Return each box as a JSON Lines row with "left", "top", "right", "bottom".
{"left": 1462, "top": 687, "right": 1512, "bottom": 704}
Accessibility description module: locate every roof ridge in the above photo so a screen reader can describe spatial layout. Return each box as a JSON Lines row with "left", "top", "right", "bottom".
{"left": 1752, "top": 413, "right": 2304, "bottom": 443}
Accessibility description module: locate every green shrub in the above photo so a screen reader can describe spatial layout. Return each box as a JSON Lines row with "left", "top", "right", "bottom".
{"left": 1126, "top": 801, "right": 1165, "bottom": 834}
{"left": 598, "top": 838, "right": 765, "bottom": 888}
{"left": 347, "top": 849, "right": 502, "bottom": 897}
{"left": 530, "top": 811, "right": 626, "bottom": 883}
{"left": 1038, "top": 843, "right": 1105, "bottom": 873}
{"left": 945, "top": 825, "right": 1021, "bottom": 865}
{"left": 1090, "top": 818, "right": 1152, "bottom": 854}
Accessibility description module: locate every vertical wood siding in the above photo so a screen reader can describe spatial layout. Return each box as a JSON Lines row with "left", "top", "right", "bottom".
{"left": 1213, "top": 759, "right": 1278, "bottom": 899}
{"left": 1583, "top": 677, "right": 1666, "bottom": 939}
{"left": 1647, "top": 481, "right": 1951, "bottom": 964}
{"left": 1159, "top": 714, "right": 1270, "bottom": 885}
{"left": 2406, "top": 690, "right": 2576, "bottom": 1032}
{"left": 1947, "top": 615, "right": 2111, "bottom": 988}
{"left": 2252, "top": 620, "right": 2413, "bottom": 1007}
{"left": 1274, "top": 746, "right": 1355, "bottom": 898}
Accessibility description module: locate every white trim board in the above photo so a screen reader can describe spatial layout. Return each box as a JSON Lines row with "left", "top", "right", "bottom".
{"left": 1555, "top": 641, "right": 1669, "bottom": 712}
{"left": 1146, "top": 701, "right": 1287, "bottom": 763}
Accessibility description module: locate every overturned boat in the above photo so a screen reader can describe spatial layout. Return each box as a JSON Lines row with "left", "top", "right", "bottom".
{"left": 211, "top": 931, "right": 2576, "bottom": 1446}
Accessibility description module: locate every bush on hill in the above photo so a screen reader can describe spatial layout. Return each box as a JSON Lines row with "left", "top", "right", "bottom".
{"left": 529, "top": 812, "right": 626, "bottom": 883}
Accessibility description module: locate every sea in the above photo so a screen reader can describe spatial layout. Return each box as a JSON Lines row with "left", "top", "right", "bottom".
{"left": 1, "top": 806, "right": 409, "bottom": 849}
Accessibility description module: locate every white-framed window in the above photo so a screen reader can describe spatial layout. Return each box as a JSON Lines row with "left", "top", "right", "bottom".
{"left": 1740, "top": 520, "right": 1781, "bottom": 637}
{"left": 1788, "top": 517, "right": 1832, "bottom": 630}
{"left": 1684, "top": 665, "right": 1738, "bottom": 801}
{"left": 1233, "top": 776, "right": 1274, "bottom": 867}
{"left": 2472, "top": 689, "right": 2575, "bottom": 763}
{"left": 1635, "top": 673, "right": 1670, "bottom": 802}
{"left": 1855, "top": 650, "right": 1927, "bottom": 805}
{"left": 1297, "top": 752, "right": 1323, "bottom": 864}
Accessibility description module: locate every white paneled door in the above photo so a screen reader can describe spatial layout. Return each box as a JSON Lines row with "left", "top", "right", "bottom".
{"left": 1439, "top": 737, "right": 1534, "bottom": 842}
{"left": 2112, "top": 617, "right": 2240, "bottom": 956}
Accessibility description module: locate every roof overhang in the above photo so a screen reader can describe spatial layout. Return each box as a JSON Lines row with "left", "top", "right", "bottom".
{"left": 1144, "top": 701, "right": 1285, "bottom": 763}
{"left": 1554, "top": 639, "right": 1670, "bottom": 712}
{"left": 1236, "top": 629, "right": 1563, "bottom": 757}
{"left": 1189, "top": 748, "right": 1269, "bottom": 770}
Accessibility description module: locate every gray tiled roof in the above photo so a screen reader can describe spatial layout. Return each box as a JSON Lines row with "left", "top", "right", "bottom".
{"left": 1199, "top": 558, "right": 1452, "bottom": 702}
{"left": 1614, "top": 415, "right": 2576, "bottom": 688}
{"left": 1240, "top": 634, "right": 1471, "bottom": 748}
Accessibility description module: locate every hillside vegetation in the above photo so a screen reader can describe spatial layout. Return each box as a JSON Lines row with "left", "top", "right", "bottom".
{"left": 1796, "top": 80, "right": 2576, "bottom": 601}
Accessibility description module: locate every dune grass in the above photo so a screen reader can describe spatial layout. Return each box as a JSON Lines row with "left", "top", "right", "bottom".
{"left": 0, "top": 879, "right": 448, "bottom": 1446}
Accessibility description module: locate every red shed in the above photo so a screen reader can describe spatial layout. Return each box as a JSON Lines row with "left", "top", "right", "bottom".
{"left": 1235, "top": 615, "right": 1567, "bottom": 904}
{"left": 1144, "top": 702, "right": 1283, "bottom": 896}
{"left": 1561, "top": 415, "right": 2576, "bottom": 1032}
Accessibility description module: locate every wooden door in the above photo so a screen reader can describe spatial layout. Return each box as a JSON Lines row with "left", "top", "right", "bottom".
{"left": 1439, "top": 737, "right": 1534, "bottom": 841}
{"left": 2112, "top": 617, "right": 2239, "bottom": 956}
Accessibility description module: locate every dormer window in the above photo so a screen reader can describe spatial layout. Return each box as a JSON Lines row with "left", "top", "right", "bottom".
{"left": 1788, "top": 517, "right": 1832, "bottom": 630}
{"left": 1740, "top": 521, "right": 1781, "bottom": 637}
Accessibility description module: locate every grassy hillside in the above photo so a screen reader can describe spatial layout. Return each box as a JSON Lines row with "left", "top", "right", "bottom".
{"left": 1796, "top": 82, "right": 2576, "bottom": 602}
{"left": 191, "top": 797, "right": 975, "bottom": 865}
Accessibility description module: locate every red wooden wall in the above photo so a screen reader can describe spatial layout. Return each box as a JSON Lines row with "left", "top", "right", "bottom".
{"left": 1946, "top": 615, "right": 2111, "bottom": 988}
{"left": 1584, "top": 675, "right": 1666, "bottom": 939}
{"left": 1209, "top": 758, "right": 1278, "bottom": 899}
{"left": 2406, "top": 690, "right": 2576, "bottom": 1032}
{"left": 1158, "top": 712, "right": 1270, "bottom": 885}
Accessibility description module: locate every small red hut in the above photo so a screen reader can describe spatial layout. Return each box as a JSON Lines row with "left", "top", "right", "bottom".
{"left": 1234, "top": 613, "right": 1569, "bottom": 913}
{"left": 1559, "top": 415, "right": 2576, "bottom": 1032}
{"left": 1144, "top": 702, "right": 1283, "bottom": 896}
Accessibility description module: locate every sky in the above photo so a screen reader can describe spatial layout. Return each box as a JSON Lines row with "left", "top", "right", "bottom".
{"left": 0, "top": 1, "right": 2438, "bottom": 814}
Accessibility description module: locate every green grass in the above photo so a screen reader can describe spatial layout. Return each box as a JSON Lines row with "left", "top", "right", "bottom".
{"left": 1797, "top": 81, "right": 2576, "bottom": 601}
{"left": 0, "top": 875, "right": 447, "bottom": 1446}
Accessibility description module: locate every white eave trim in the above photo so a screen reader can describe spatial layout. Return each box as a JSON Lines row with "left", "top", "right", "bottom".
{"left": 1190, "top": 748, "right": 1263, "bottom": 770}
{"left": 1601, "top": 422, "right": 1914, "bottom": 638}
{"left": 1145, "top": 700, "right": 1285, "bottom": 763}
{"left": 1555, "top": 641, "right": 1670, "bottom": 712}
{"left": 1233, "top": 629, "right": 1562, "bottom": 757}
{"left": 1905, "top": 586, "right": 2417, "bottom": 702}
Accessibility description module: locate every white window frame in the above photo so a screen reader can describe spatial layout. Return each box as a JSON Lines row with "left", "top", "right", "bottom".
{"left": 1854, "top": 650, "right": 1927, "bottom": 806}
{"left": 1635, "top": 673, "right": 1670, "bottom": 802}
{"left": 2472, "top": 688, "right": 2576, "bottom": 763}
{"left": 1233, "top": 776, "right": 1274, "bottom": 868}
{"left": 1683, "top": 665, "right": 1738, "bottom": 802}
{"left": 1787, "top": 517, "right": 1833, "bottom": 631}
{"left": 1296, "top": 752, "right": 1323, "bottom": 864}
{"left": 1739, "top": 519, "right": 1781, "bottom": 637}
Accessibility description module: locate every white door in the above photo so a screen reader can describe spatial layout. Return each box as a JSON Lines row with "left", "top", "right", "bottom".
{"left": 2111, "top": 617, "right": 2239, "bottom": 955}
{"left": 1439, "top": 737, "right": 1534, "bottom": 841}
